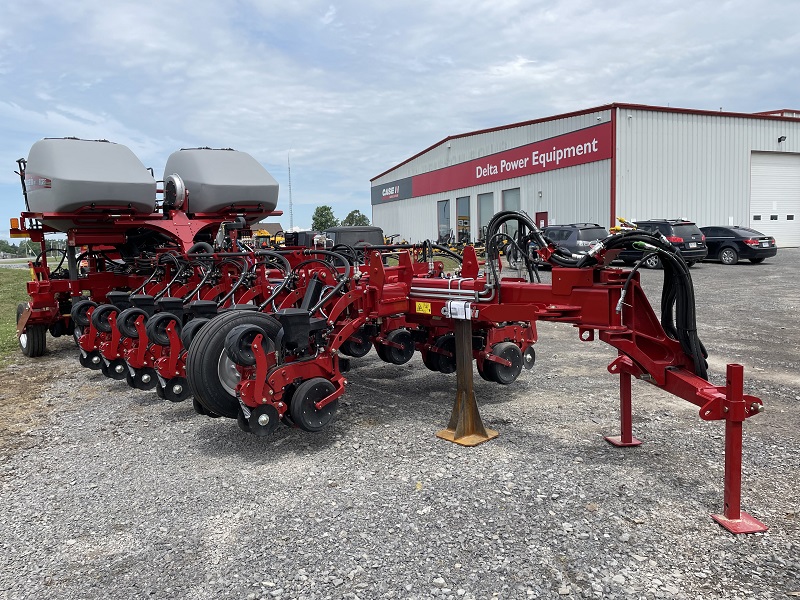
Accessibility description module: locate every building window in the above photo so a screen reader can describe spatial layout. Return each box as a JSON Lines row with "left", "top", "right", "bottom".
{"left": 788, "top": 215, "right": 795, "bottom": 221}
{"left": 437, "top": 199, "right": 451, "bottom": 244}
{"left": 753, "top": 215, "right": 761, "bottom": 221}
{"left": 478, "top": 192, "right": 494, "bottom": 242}
{"left": 502, "top": 188, "right": 521, "bottom": 240}
{"left": 456, "top": 196, "right": 470, "bottom": 244}
{"left": 770, "top": 215, "right": 778, "bottom": 220}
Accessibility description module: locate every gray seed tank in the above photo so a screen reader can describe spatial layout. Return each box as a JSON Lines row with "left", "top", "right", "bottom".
{"left": 163, "top": 148, "right": 279, "bottom": 220}
{"left": 24, "top": 138, "right": 157, "bottom": 231}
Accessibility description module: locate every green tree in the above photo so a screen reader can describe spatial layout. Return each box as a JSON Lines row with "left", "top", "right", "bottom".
{"left": 341, "top": 210, "right": 370, "bottom": 226}
{"left": 311, "top": 205, "right": 339, "bottom": 231}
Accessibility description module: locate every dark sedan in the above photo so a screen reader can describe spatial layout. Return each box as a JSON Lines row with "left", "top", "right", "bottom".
{"left": 699, "top": 226, "right": 778, "bottom": 265}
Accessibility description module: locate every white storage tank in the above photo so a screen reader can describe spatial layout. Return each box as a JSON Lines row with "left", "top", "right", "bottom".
{"left": 163, "top": 148, "right": 279, "bottom": 218}
{"left": 24, "top": 138, "right": 157, "bottom": 225}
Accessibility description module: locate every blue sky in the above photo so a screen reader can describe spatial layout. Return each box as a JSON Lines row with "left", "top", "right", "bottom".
{"left": 2, "top": 0, "right": 799, "bottom": 237}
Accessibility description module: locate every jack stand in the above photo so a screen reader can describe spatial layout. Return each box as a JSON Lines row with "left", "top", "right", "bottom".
{"left": 437, "top": 319, "right": 498, "bottom": 446}
{"left": 605, "top": 369, "right": 642, "bottom": 447}
{"left": 711, "top": 364, "right": 768, "bottom": 534}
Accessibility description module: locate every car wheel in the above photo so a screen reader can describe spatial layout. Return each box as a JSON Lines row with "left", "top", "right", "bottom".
{"left": 642, "top": 254, "right": 661, "bottom": 269}
{"left": 749, "top": 257, "right": 766, "bottom": 264}
{"left": 686, "top": 261, "right": 696, "bottom": 267}
{"left": 720, "top": 247, "right": 738, "bottom": 265}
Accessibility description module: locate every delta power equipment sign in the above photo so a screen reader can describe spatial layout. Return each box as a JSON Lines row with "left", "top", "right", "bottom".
{"left": 371, "top": 122, "right": 612, "bottom": 204}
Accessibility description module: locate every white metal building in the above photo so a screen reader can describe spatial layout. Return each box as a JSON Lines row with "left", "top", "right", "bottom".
{"left": 370, "top": 103, "right": 800, "bottom": 247}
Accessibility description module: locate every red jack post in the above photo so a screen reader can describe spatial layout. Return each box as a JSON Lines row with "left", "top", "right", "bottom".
{"left": 605, "top": 370, "right": 642, "bottom": 447}
{"left": 710, "top": 364, "right": 768, "bottom": 534}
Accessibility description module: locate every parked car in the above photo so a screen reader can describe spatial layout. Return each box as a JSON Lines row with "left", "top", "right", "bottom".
{"left": 699, "top": 226, "right": 777, "bottom": 265}
{"left": 618, "top": 219, "right": 707, "bottom": 268}
{"left": 542, "top": 223, "right": 610, "bottom": 256}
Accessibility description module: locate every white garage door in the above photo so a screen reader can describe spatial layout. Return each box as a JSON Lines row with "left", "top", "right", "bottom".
{"left": 750, "top": 152, "right": 800, "bottom": 247}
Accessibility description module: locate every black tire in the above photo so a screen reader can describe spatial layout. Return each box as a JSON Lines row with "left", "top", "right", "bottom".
{"left": 70, "top": 299, "right": 97, "bottom": 329}
{"left": 133, "top": 367, "right": 158, "bottom": 391}
{"left": 421, "top": 348, "right": 440, "bottom": 372}
{"left": 750, "top": 257, "right": 766, "bottom": 264}
{"left": 642, "top": 254, "right": 661, "bottom": 269}
{"left": 162, "top": 377, "right": 190, "bottom": 402}
{"left": 91, "top": 304, "right": 119, "bottom": 334}
{"left": 186, "top": 311, "right": 281, "bottom": 418}
{"left": 180, "top": 318, "right": 210, "bottom": 349}
{"left": 686, "top": 261, "right": 696, "bottom": 267}
{"left": 340, "top": 328, "right": 371, "bottom": 357}
{"left": 146, "top": 312, "right": 182, "bottom": 347}
{"left": 483, "top": 342, "right": 523, "bottom": 385}
{"left": 225, "top": 324, "right": 275, "bottom": 367}
{"left": 105, "top": 358, "right": 128, "bottom": 380}
{"left": 17, "top": 303, "right": 46, "bottom": 358}
{"left": 117, "top": 308, "right": 148, "bottom": 339}
{"left": 289, "top": 377, "right": 337, "bottom": 433}
{"left": 720, "top": 247, "right": 738, "bottom": 265}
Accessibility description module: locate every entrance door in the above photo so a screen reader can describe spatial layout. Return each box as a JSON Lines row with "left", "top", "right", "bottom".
{"left": 535, "top": 211, "right": 548, "bottom": 229}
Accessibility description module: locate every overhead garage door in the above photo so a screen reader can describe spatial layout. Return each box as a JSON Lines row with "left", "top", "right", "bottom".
{"left": 750, "top": 152, "right": 800, "bottom": 247}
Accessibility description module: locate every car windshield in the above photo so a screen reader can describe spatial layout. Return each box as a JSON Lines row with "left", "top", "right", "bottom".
{"left": 578, "top": 227, "right": 608, "bottom": 240}
{"left": 731, "top": 227, "right": 763, "bottom": 236}
{"left": 672, "top": 224, "right": 702, "bottom": 238}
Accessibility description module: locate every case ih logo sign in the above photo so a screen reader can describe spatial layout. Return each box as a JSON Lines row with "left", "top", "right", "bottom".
{"left": 371, "top": 176, "right": 412, "bottom": 204}
{"left": 371, "top": 123, "right": 612, "bottom": 203}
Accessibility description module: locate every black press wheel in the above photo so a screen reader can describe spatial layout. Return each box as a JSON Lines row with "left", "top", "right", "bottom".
{"left": 340, "top": 328, "right": 372, "bottom": 357}
{"left": 133, "top": 366, "right": 158, "bottom": 390}
{"left": 482, "top": 342, "right": 524, "bottom": 385}
{"left": 376, "top": 329, "right": 415, "bottom": 365}
{"left": 117, "top": 308, "right": 148, "bottom": 338}
{"left": 720, "top": 247, "right": 739, "bottom": 265}
{"left": 185, "top": 310, "right": 282, "bottom": 418}
{"left": 17, "top": 303, "right": 46, "bottom": 358}
{"left": 146, "top": 312, "right": 182, "bottom": 347}
{"left": 434, "top": 334, "right": 457, "bottom": 374}
{"left": 79, "top": 350, "right": 103, "bottom": 370}
{"left": 289, "top": 377, "right": 338, "bottom": 433}
{"left": 161, "top": 377, "right": 190, "bottom": 402}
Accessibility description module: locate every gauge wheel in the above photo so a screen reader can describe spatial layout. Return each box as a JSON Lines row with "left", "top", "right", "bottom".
{"left": 146, "top": 312, "right": 182, "bottom": 347}
{"left": 17, "top": 303, "right": 46, "bottom": 358}
{"left": 90, "top": 304, "right": 119, "bottom": 334}
{"left": 180, "top": 317, "right": 210, "bottom": 349}
{"left": 377, "top": 329, "right": 415, "bottom": 365}
{"left": 483, "top": 342, "right": 524, "bottom": 385}
{"left": 340, "top": 328, "right": 371, "bottom": 357}
{"left": 225, "top": 324, "right": 275, "bottom": 367}
{"left": 289, "top": 377, "right": 338, "bottom": 433}
{"left": 133, "top": 367, "right": 158, "bottom": 390}
{"left": 117, "top": 308, "right": 148, "bottom": 339}
{"left": 162, "top": 377, "right": 190, "bottom": 402}
{"left": 186, "top": 310, "right": 281, "bottom": 418}
{"left": 720, "top": 247, "right": 739, "bottom": 265}
{"left": 422, "top": 348, "right": 440, "bottom": 372}
{"left": 70, "top": 299, "right": 97, "bottom": 329}
{"left": 79, "top": 350, "right": 103, "bottom": 370}
{"left": 642, "top": 254, "right": 662, "bottom": 269}
{"left": 434, "top": 334, "right": 457, "bottom": 374}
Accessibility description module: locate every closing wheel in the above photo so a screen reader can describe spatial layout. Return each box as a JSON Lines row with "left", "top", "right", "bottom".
{"left": 91, "top": 304, "right": 119, "bottom": 334}
{"left": 125, "top": 369, "right": 136, "bottom": 388}
{"left": 180, "top": 317, "right": 210, "bottom": 349}
{"left": 106, "top": 358, "right": 128, "bottom": 380}
{"left": 248, "top": 404, "right": 280, "bottom": 436}
{"left": 146, "top": 312, "right": 182, "bottom": 347}
{"left": 289, "top": 377, "right": 338, "bottom": 433}
{"left": 522, "top": 345, "right": 536, "bottom": 370}
{"left": 642, "top": 254, "right": 662, "bottom": 269}
{"left": 434, "top": 334, "right": 457, "bottom": 374}
{"left": 340, "top": 329, "right": 372, "bottom": 357}
{"left": 720, "top": 247, "right": 739, "bottom": 265}
{"left": 377, "top": 329, "right": 415, "bottom": 365}
{"left": 421, "top": 348, "right": 440, "bottom": 372}
{"left": 17, "top": 303, "right": 46, "bottom": 358}
{"left": 80, "top": 350, "right": 103, "bottom": 370}
{"left": 186, "top": 310, "right": 282, "bottom": 418}
{"left": 483, "top": 342, "right": 524, "bottom": 385}
{"left": 117, "top": 308, "right": 148, "bottom": 338}
{"left": 162, "top": 377, "right": 190, "bottom": 402}
{"left": 133, "top": 366, "right": 157, "bottom": 390}
{"left": 70, "top": 300, "right": 97, "bottom": 329}
{"left": 225, "top": 324, "right": 274, "bottom": 367}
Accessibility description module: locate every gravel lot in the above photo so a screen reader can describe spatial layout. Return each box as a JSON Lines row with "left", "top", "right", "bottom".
{"left": 1, "top": 251, "right": 798, "bottom": 600}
